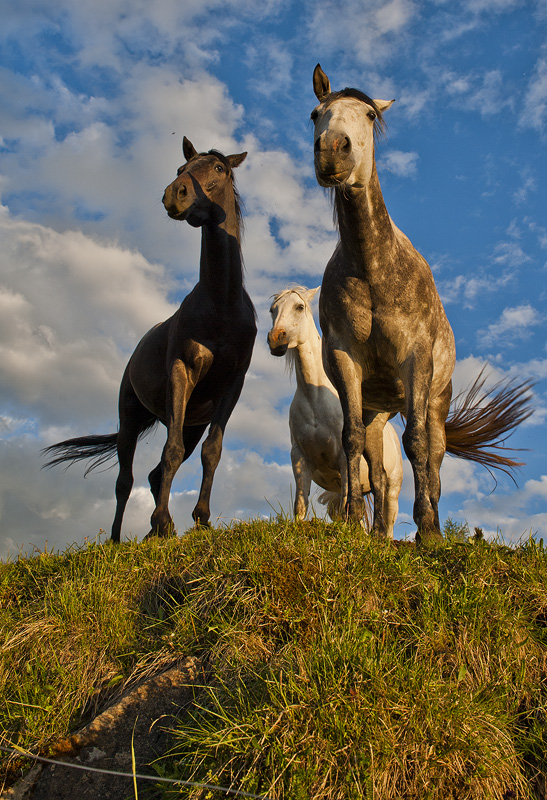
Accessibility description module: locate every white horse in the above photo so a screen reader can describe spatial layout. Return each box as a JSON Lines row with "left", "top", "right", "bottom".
{"left": 268, "top": 287, "right": 403, "bottom": 536}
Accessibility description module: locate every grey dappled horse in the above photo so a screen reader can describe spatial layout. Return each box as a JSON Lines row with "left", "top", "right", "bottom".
{"left": 43, "top": 138, "right": 256, "bottom": 541}
{"left": 311, "top": 64, "right": 533, "bottom": 544}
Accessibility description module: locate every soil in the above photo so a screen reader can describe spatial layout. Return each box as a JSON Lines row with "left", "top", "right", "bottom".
{"left": 2, "top": 656, "right": 206, "bottom": 800}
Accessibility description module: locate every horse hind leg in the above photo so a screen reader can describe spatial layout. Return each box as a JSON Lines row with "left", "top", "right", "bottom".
{"left": 112, "top": 392, "right": 155, "bottom": 543}
{"left": 148, "top": 462, "right": 162, "bottom": 505}
{"left": 425, "top": 381, "right": 452, "bottom": 533}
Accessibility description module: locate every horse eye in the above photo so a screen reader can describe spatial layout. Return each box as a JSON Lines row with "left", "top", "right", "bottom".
{"left": 215, "top": 164, "right": 224, "bottom": 173}
{"left": 367, "top": 110, "right": 377, "bottom": 121}
{"left": 296, "top": 304, "right": 305, "bottom": 311}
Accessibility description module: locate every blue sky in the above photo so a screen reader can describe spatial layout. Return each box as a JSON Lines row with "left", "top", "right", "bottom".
{"left": 1, "top": 0, "right": 546, "bottom": 557}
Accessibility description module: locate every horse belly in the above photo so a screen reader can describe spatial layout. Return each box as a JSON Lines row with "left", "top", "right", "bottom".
{"left": 290, "top": 398, "right": 342, "bottom": 493}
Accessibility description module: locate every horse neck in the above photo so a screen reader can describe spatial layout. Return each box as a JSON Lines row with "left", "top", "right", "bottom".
{"left": 334, "top": 163, "right": 396, "bottom": 271}
{"left": 199, "top": 198, "right": 244, "bottom": 303}
{"left": 293, "top": 317, "right": 331, "bottom": 391}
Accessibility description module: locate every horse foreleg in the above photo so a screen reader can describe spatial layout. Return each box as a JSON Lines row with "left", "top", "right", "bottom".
{"left": 362, "top": 411, "right": 390, "bottom": 538}
{"left": 191, "top": 378, "right": 246, "bottom": 527}
{"left": 324, "top": 347, "right": 365, "bottom": 522}
{"left": 291, "top": 443, "right": 312, "bottom": 520}
{"left": 402, "top": 363, "right": 442, "bottom": 544}
{"left": 149, "top": 360, "right": 196, "bottom": 538}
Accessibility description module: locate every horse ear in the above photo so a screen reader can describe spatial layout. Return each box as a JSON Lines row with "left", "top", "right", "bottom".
{"left": 226, "top": 152, "right": 247, "bottom": 169}
{"left": 183, "top": 137, "right": 198, "bottom": 162}
{"left": 313, "top": 64, "right": 331, "bottom": 102}
{"left": 373, "top": 99, "right": 395, "bottom": 113}
{"left": 306, "top": 286, "right": 320, "bottom": 303}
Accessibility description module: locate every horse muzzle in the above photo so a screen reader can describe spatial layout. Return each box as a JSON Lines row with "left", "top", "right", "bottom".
{"left": 267, "top": 329, "right": 289, "bottom": 356}
{"left": 314, "top": 131, "right": 354, "bottom": 186}
{"left": 315, "top": 166, "right": 353, "bottom": 187}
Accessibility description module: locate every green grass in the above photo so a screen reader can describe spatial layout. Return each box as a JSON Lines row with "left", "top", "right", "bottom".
{"left": 1, "top": 520, "right": 547, "bottom": 798}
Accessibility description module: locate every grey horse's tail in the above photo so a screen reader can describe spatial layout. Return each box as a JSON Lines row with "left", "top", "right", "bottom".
{"left": 42, "top": 420, "right": 157, "bottom": 476}
{"left": 444, "top": 369, "right": 534, "bottom": 479}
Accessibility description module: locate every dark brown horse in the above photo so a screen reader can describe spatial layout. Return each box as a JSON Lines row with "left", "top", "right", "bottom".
{"left": 311, "top": 64, "right": 533, "bottom": 544}
{"left": 43, "top": 138, "right": 257, "bottom": 540}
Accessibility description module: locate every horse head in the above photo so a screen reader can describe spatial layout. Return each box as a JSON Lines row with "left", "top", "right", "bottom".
{"left": 162, "top": 137, "right": 247, "bottom": 228}
{"left": 267, "top": 287, "right": 319, "bottom": 357}
{"left": 311, "top": 64, "right": 394, "bottom": 189}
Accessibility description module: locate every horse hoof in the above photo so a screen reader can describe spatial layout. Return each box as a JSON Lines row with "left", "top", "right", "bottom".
{"left": 144, "top": 525, "right": 176, "bottom": 540}
{"left": 415, "top": 528, "right": 443, "bottom": 548}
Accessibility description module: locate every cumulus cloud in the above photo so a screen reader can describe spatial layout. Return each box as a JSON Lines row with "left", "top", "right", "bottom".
{"left": 0, "top": 213, "right": 175, "bottom": 427}
{"left": 379, "top": 150, "right": 419, "bottom": 178}
{"left": 478, "top": 304, "right": 542, "bottom": 347}
{"left": 305, "top": 0, "right": 416, "bottom": 67}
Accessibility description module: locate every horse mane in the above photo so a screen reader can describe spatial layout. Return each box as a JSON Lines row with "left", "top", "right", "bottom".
{"left": 207, "top": 149, "right": 245, "bottom": 236}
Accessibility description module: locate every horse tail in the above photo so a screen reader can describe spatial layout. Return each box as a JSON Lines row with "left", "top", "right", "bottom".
{"left": 42, "top": 420, "right": 158, "bottom": 476}
{"left": 318, "top": 489, "right": 373, "bottom": 528}
{"left": 444, "top": 369, "right": 534, "bottom": 479}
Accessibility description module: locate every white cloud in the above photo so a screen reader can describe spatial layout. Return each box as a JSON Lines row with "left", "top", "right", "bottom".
{"left": 513, "top": 171, "right": 537, "bottom": 205}
{"left": 468, "top": 69, "right": 514, "bottom": 116}
{"left": 491, "top": 240, "right": 531, "bottom": 267}
{"left": 479, "top": 304, "right": 542, "bottom": 347}
{"left": 522, "top": 57, "right": 547, "bottom": 132}
{"left": 438, "top": 271, "right": 510, "bottom": 308}
{"left": 306, "top": 0, "right": 417, "bottom": 66}
{"left": 0, "top": 214, "right": 174, "bottom": 427}
{"left": 379, "top": 149, "right": 418, "bottom": 178}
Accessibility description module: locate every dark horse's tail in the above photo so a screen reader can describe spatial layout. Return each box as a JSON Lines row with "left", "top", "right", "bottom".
{"left": 41, "top": 420, "right": 157, "bottom": 476}
{"left": 445, "top": 369, "right": 534, "bottom": 479}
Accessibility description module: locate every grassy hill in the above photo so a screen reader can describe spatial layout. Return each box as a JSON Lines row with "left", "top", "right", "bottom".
{"left": 1, "top": 519, "right": 547, "bottom": 799}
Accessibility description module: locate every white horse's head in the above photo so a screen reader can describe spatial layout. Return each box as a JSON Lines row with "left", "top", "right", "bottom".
{"left": 267, "top": 286, "right": 320, "bottom": 356}
{"left": 311, "top": 64, "right": 394, "bottom": 190}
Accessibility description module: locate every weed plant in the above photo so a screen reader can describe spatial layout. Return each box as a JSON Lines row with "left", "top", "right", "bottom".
{"left": 1, "top": 520, "right": 547, "bottom": 799}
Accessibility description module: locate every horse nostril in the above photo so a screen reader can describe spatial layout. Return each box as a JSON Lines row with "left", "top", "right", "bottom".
{"left": 338, "top": 135, "right": 351, "bottom": 155}
{"left": 314, "top": 138, "right": 321, "bottom": 152}
{"left": 178, "top": 184, "right": 187, "bottom": 199}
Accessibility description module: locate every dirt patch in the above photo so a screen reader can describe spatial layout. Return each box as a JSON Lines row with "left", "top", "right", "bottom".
{"left": 3, "top": 656, "right": 206, "bottom": 800}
